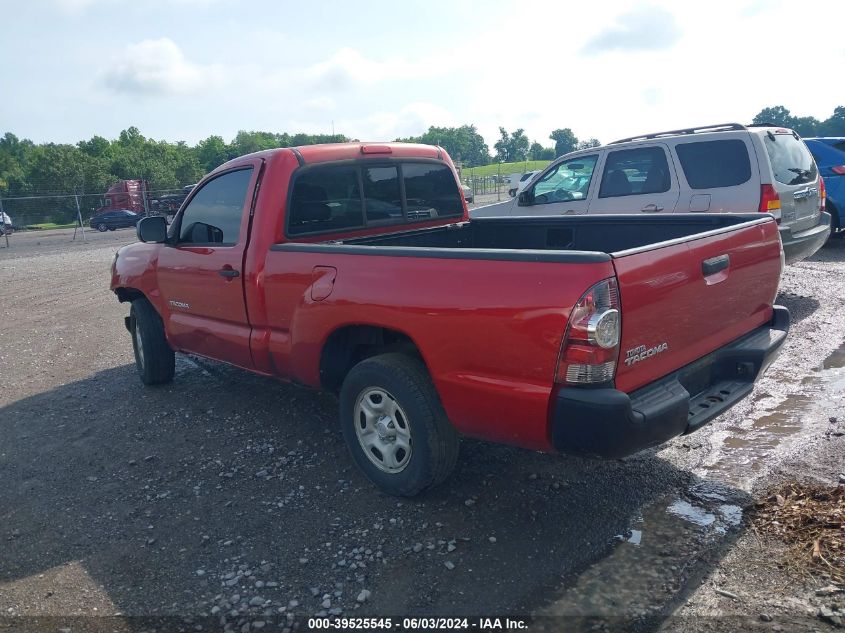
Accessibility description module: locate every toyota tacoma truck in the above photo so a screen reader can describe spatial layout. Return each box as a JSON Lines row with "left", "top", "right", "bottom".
{"left": 111, "top": 142, "right": 789, "bottom": 496}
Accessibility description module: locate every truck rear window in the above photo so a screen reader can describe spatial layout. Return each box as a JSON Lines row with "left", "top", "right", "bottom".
{"left": 676, "top": 139, "right": 751, "bottom": 189}
{"left": 287, "top": 161, "right": 462, "bottom": 236}
{"left": 764, "top": 133, "right": 818, "bottom": 186}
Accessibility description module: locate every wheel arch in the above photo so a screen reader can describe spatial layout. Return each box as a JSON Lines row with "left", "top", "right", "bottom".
{"left": 319, "top": 324, "right": 428, "bottom": 393}
{"left": 114, "top": 287, "right": 146, "bottom": 304}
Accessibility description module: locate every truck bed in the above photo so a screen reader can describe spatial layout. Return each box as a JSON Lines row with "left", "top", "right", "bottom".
{"left": 337, "top": 214, "right": 767, "bottom": 257}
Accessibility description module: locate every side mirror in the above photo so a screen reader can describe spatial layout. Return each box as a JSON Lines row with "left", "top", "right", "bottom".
{"left": 518, "top": 191, "right": 534, "bottom": 206}
{"left": 137, "top": 216, "right": 168, "bottom": 243}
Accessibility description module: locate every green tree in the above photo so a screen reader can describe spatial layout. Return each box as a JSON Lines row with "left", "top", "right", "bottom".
{"left": 528, "top": 141, "right": 544, "bottom": 160}
{"left": 577, "top": 138, "right": 601, "bottom": 149}
{"left": 398, "top": 125, "right": 489, "bottom": 166}
{"left": 494, "top": 127, "right": 529, "bottom": 162}
{"left": 549, "top": 128, "right": 579, "bottom": 157}
{"left": 822, "top": 106, "right": 845, "bottom": 136}
{"left": 196, "top": 135, "right": 231, "bottom": 172}
{"left": 752, "top": 106, "right": 794, "bottom": 128}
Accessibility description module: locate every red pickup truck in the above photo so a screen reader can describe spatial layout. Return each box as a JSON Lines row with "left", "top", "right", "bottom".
{"left": 111, "top": 142, "right": 789, "bottom": 496}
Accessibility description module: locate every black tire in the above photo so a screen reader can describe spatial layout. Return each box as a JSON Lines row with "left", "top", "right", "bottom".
{"left": 130, "top": 298, "right": 175, "bottom": 385}
{"left": 508, "top": 189, "right": 516, "bottom": 197}
{"left": 339, "top": 353, "right": 459, "bottom": 496}
{"left": 96, "top": 223, "right": 108, "bottom": 232}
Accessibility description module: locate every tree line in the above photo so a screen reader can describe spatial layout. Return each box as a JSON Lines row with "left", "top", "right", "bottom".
{"left": 2, "top": 105, "right": 843, "bottom": 225}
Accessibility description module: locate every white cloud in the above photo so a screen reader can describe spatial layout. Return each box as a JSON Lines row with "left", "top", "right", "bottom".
{"left": 363, "top": 102, "right": 458, "bottom": 140}
{"left": 304, "top": 47, "right": 446, "bottom": 92}
{"left": 303, "top": 96, "right": 336, "bottom": 112}
{"left": 53, "top": 0, "right": 224, "bottom": 10}
{"left": 581, "top": 5, "right": 682, "bottom": 55}
{"left": 102, "top": 38, "right": 222, "bottom": 96}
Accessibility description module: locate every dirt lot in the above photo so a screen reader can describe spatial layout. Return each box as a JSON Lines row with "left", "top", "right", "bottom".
{"left": 0, "top": 228, "right": 843, "bottom": 632}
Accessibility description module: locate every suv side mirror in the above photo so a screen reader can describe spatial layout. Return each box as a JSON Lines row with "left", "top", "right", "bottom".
{"left": 137, "top": 216, "right": 168, "bottom": 243}
{"left": 518, "top": 190, "right": 534, "bottom": 206}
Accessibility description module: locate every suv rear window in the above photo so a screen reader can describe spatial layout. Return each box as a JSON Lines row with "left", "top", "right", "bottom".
{"left": 676, "top": 140, "right": 751, "bottom": 189}
{"left": 288, "top": 161, "right": 462, "bottom": 236}
{"left": 764, "top": 132, "right": 818, "bottom": 186}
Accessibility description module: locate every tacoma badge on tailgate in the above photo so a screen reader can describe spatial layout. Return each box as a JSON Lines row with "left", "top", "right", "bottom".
{"left": 624, "top": 342, "right": 668, "bottom": 366}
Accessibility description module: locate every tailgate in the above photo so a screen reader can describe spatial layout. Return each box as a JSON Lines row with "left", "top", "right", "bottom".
{"left": 612, "top": 217, "right": 782, "bottom": 393}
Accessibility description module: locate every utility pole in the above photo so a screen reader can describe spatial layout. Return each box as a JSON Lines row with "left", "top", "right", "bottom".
{"left": 497, "top": 162, "right": 501, "bottom": 202}
{"left": 72, "top": 194, "right": 86, "bottom": 242}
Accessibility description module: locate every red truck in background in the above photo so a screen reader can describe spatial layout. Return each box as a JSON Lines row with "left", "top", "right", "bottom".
{"left": 95, "top": 179, "right": 150, "bottom": 215}
{"left": 110, "top": 142, "right": 789, "bottom": 496}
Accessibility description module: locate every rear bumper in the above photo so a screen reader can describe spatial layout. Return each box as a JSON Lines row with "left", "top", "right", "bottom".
{"left": 550, "top": 306, "right": 790, "bottom": 458}
{"left": 780, "top": 212, "right": 831, "bottom": 264}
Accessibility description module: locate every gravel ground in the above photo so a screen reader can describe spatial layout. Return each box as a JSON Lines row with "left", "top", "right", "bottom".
{"left": 0, "top": 229, "right": 843, "bottom": 632}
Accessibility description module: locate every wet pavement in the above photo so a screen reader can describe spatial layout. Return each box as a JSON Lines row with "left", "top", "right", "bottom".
{"left": 1, "top": 233, "right": 844, "bottom": 631}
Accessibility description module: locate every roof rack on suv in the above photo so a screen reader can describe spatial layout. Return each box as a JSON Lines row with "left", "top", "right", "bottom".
{"left": 609, "top": 123, "right": 748, "bottom": 145}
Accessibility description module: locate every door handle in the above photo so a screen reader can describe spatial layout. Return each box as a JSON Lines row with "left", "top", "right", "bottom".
{"left": 218, "top": 268, "right": 240, "bottom": 279}
{"left": 702, "top": 254, "right": 730, "bottom": 276}
{"left": 641, "top": 203, "right": 664, "bottom": 212}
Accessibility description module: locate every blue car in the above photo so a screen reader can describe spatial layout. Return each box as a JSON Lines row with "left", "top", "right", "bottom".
{"left": 804, "top": 137, "right": 845, "bottom": 235}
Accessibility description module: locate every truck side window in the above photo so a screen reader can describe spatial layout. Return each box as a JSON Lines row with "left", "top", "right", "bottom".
{"left": 288, "top": 166, "right": 364, "bottom": 235}
{"left": 178, "top": 168, "right": 254, "bottom": 246}
{"left": 599, "top": 147, "right": 671, "bottom": 198}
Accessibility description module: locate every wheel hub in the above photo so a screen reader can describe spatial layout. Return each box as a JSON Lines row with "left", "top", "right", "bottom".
{"left": 354, "top": 388, "right": 412, "bottom": 474}
{"left": 376, "top": 416, "right": 396, "bottom": 441}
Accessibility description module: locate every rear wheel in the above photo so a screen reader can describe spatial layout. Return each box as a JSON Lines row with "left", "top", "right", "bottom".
{"left": 339, "top": 353, "right": 459, "bottom": 496}
{"left": 96, "top": 223, "right": 108, "bottom": 232}
{"left": 130, "top": 298, "right": 175, "bottom": 385}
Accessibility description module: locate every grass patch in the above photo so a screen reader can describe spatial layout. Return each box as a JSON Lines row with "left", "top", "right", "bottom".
{"left": 24, "top": 222, "right": 79, "bottom": 230}
{"left": 460, "top": 160, "right": 552, "bottom": 178}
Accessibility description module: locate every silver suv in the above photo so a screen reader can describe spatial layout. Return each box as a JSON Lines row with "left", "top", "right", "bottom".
{"left": 472, "top": 123, "right": 831, "bottom": 263}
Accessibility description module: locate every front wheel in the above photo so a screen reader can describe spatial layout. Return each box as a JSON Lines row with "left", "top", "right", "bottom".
{"left": 96, "top": 223, "right": 108, "bottom": 232}
{"left": 339, "top": 353, "right": 459, "bottom": 496}
{"left": 130, "top": 298, "right": 175, "bottom": 385}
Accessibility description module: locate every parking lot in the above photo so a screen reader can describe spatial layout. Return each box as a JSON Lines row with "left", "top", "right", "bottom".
{"left": 1, "top": 228, "right": 844, "bottom": 631}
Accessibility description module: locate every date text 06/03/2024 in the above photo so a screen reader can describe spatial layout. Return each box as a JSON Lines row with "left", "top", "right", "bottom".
{"left": 306, "top": 617, "right": 528, "bottom": 630}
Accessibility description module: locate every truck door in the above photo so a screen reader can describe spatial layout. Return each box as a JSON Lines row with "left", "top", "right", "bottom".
{"left": 587, "top": 144, "right": 680, "bottom": 214}
{"left": 156, "top": 161, "right": 261, "bottom": 369}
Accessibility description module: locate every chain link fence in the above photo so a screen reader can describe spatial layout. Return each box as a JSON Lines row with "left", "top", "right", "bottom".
{"left": 0, "top": 186, "right": 190, "bottom": 233}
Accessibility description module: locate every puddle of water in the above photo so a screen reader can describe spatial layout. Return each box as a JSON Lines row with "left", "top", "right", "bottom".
{"left": 823, "top": 342, "right": 845, "bottom": 370}
{"left": 705, "top": 347, "right": 845, "bottom": 485}
{"left": 545, "top": 492, "right": 742, "bottom": 617}
{"left": 667, "top": 499, "right": 715, "bottom": 527}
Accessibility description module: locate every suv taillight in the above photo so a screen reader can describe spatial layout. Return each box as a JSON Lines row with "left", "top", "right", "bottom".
{"left": 831, "top": 166, "right": 845, "bottom": 175}
{"left": 555, "top": 278, "right": 621, "bottom": 385}
{"left": 759, "top": 184, "right": 781, "bottom": 213}
{"left": 820, "top": 176, "right": 826, "bottom": 212}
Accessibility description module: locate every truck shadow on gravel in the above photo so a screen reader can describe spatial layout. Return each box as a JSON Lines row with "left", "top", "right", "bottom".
{"left": 0, "top": 359, "right": 748, "bottom": 627}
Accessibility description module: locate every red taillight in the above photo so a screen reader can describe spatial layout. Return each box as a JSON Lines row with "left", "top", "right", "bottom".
{"left": 831, "top": 166, "right": 845, "bottom": 175}
{"left": 555, "top": 278, "right": 621, "bottom": 385}
{"left": 759, "top": 184, "right": 781, "bottom": 213}
{"left": 820, "top": 176, "right": 826, "bottom": 211}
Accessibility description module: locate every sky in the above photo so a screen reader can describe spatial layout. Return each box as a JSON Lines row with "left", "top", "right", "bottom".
{"left": 2, "top": 0, "right": 844, "bottom": 151}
